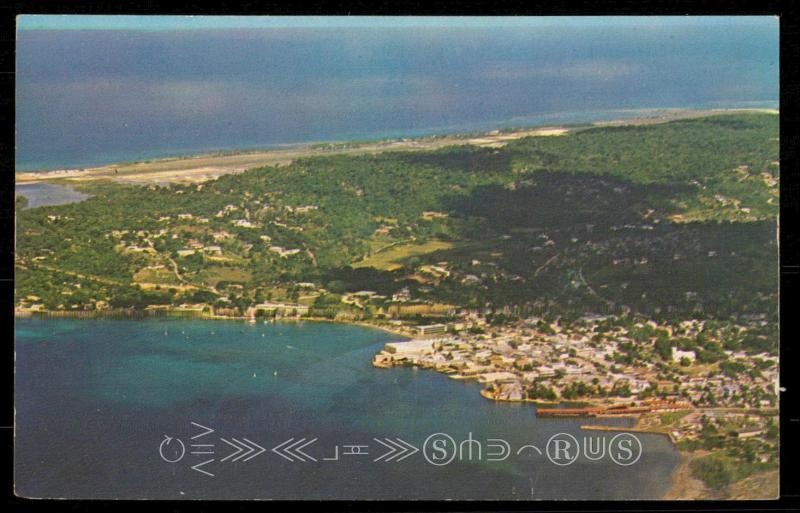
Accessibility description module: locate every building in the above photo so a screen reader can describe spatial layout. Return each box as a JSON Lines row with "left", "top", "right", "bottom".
{"left": 269, "top": 246, "right": 301, "bottom": 257}
{"left": 251, "top": 301, "right": 309, "bottom": 317}
{"left": 672, "top": 347, "right": 697, "bottom": 362}
{"left": 478, "top": 372, "right": 518, "bottom": 384}
{"left": 392, "top": 287, "right": 412, "bottom": 302}
{"left": 384, "top": 339, "right": 434, "bottom": 356}
{"left": 169, "top": 304, "right": 208, "bottom": 317}
{"left": 736, "top": 428, "right": 766, "bottom": 439}
{"left": 416, "top": 323, "right": 448, "bottom": 336}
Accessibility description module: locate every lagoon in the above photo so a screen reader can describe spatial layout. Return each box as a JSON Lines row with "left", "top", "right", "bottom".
{"left": 15, "top": 183, "right": 90, "bottom": 208}
{"left": 14, "top": 318, "right": 678, "bottom": 500}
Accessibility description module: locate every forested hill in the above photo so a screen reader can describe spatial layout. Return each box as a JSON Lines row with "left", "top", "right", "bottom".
{"left": 16, "top": 112, "right": 779, "bottom": 327}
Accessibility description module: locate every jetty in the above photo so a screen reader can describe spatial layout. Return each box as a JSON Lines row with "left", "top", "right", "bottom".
{"left": 536, "top": 400, "right": 692, "bottom": 418}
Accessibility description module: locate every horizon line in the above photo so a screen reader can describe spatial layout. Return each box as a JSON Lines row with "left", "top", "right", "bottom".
{"left": 17, "top": 15, "right": 779, "bottom": 32}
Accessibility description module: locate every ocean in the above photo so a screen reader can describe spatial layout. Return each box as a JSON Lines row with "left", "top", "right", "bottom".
{"left": 15, "top": 19, "right": 778, "bottom": 172}
{"left": 14, "top": 318, "right": 679, "bottom": 500}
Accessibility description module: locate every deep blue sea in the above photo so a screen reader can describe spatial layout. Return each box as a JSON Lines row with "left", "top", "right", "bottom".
{"left": 15, "top": 318, "right": 679, "bottom": 500}
{"left": 16, "top": 19, "right": 778, "bottom": 171}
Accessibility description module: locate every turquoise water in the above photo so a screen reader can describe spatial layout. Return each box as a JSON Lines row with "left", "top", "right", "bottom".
{"left": 15, "top": 318, "right": 679, "bottom": 500}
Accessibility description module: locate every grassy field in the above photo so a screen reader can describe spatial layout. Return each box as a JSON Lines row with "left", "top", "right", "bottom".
{"left": 132, "top": 267, "right": 182, "bottom": 285}
{"left": 197, "top": 266, "right": 252, "bottom": 287}
{"left": 353, "top": 239, "right": 454, "bottom": 271}
{"left": 385, "top": 303, "right": 457, "bottom": 316}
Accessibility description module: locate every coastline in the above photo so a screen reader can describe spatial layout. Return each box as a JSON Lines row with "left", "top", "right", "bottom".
{"left": 14, "top": 309, "right": 413, "bottom": 340}
{"left": 661, "top": 450, "right": 780, "bottom": 500}
{"left": 14, "top": 105, "right": 779, "bottom": 499}
{"left": 662, "top": 450, "right": 716, "bottom": 500}
{"left": 271, "top": 315, "right": 413, "bottom": 339}
{"left": 15, "top": 107, "right": 777, "bottom": 186}
{"left": 363, "top": 319, "right": 775, "bottom": 499}
{"left": 16, "top": 310, "right": 776, "bottom": 499}
{"left": 575, "top": 420, "right": 707, "bottom": 499}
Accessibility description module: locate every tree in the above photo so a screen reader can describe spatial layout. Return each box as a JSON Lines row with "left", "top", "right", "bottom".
{"left": 654, "top": 338, "right": 673, "bottom": 360}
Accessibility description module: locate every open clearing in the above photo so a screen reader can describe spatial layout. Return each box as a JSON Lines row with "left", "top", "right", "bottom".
{"left": 353, "top": 239, "right": 454, "bottom": 271}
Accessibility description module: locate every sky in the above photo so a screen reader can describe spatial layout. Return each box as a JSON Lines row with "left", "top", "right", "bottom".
{"left": 15, "top": 16, "right": 779, "bottom": 171}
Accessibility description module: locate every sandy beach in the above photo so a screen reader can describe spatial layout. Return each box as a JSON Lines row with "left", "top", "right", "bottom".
{"left": 15, "top": 129, "right": 568, "bottom": 185}
{"left": 16, "top": 108, "right": 775, "bottom": 186}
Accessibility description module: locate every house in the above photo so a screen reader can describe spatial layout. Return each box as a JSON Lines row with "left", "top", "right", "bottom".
{"left": 421, "top": 211, "right": 448, "bottom": 220}
{"left": 392, "top": 287, "right": 412, "bottom": 302}
{"left": 672, "top": 347, "right": 697, "bottom": 362}
{"left": 125, "top": 245, "right": 155, "bottom": 254}
{"left": 462, "top": 274, "right": 481, "bottom": 285}
{"left": 268, "top": 246, "right": 301, "bottom": 257}
{"left": 293, "top": 205, "right": 318, "bottom": 213}
{"left": 538, "top": 366, "right": 556, "bottom": 377}
{"left": 736, "top": 428, "right": 766, "bottom": 439}
{"left": 421, "top": 265, "right": 450, "bottom": 278}
{"left": 217, "top": 204, "right": 239, "bottom": 216}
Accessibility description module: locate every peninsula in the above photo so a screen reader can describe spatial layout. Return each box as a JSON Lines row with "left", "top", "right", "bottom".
{"left": 16, "top": 108, "right": 772, "bottom": 185}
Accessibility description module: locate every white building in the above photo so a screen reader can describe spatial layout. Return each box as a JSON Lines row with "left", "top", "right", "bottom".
{"left": 384, "top": 339, "right": 434, "bottom": 356}
{"left": 672, "top": 347, "right": 697, "bottom": 362}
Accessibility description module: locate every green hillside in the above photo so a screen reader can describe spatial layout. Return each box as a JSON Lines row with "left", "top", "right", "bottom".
{"left": 16, "top": 112, "right": 779, "bottom": 331}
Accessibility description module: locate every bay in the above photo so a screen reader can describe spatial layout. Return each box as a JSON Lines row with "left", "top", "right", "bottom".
{"left": 15, "top": 318, "right": 679, "bottom": 500}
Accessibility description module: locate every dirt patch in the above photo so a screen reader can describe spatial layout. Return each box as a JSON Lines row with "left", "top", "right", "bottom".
{"left": 663, "top": 451, "right": 721, "bottom": 500}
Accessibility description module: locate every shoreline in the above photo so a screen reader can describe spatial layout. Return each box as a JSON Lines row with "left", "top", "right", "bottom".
{"left": 577, "top": 420, "right": 706, "bottom": 499}
{"left": 396, "top": 345, "right": 762, "bottom": 500}
{"left": 15, "top": 107, "right": 777, "bottom": 185}
{"left": 14, "top": 309, "right": 413, "bottom": 339}
{"left": 17, "top": 310, "right": 774, "bottom": 499}
{"left": 14, "top": 105, "right": 779, "bottom": 500}
{"left": 275, "top": 315, "right": 413, "bottom": 339}
{"left": 662, "top": 450, "right": 717, "bottom": 500}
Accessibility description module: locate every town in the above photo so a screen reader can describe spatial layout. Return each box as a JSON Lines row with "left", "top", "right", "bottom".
{"left": 371, "top": 314, "right": 777, "bottom": 443}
